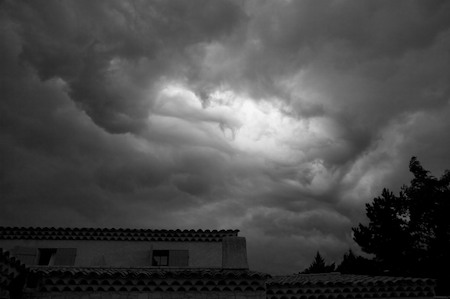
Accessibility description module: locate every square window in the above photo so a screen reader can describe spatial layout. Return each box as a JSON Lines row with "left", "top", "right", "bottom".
{"left": 152, "top": 250, "right": 169, "bottom": 266}
{"left": 14, "top": 248, "right": 76, "bottom": 266}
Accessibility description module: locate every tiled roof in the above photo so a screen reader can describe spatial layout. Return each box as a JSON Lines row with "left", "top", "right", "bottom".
{"left": 28, "top": 267, "right": 269, "bottom": 293}
{"left": 268, "top": 273, "right": 435, "bottom": 286}
{"left": 0, "top": 249, "right": 27, "bottom": 289}
{"left": 0, "top": 227, "right": 239, "bottom": 242}
{"left": 30, "top": 267, "right": 269, "bottom": 279}
{"left": 267, "top": 273, "right": 435, "bottom": 299}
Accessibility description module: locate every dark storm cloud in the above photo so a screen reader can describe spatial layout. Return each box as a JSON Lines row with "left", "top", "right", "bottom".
{"left": 0, "top": 0, "right": 219, "bottom": 217}
{"left": 9, "top": 0, "right": 245, "bottom": 134}
{"left": 1, "top": 0, "right": 450, "bottom": 275}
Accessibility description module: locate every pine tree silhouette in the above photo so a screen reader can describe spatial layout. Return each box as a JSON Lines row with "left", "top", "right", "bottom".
{"left": 302, "top": 251, "right": 335, "bottom": 273}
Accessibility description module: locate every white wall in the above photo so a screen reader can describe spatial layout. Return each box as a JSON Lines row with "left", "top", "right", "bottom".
{"left": 0, "top": 240, "right": 223, "bottom": 268}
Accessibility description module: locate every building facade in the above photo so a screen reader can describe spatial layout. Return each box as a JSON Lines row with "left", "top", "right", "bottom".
{"left": 0, "top": 227, "right": 248, "bottom": 269}
{"left": 0, "top": 227, "right": 267, "bottom": 299}
{"left": 0, "top": 227, "right": 438, "bottom": 299}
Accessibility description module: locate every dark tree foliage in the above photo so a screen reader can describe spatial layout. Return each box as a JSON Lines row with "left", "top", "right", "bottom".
{"left": 336, "top": 249, "right": 380, "bottom": 275}
{"left": 302, "top": 251, "right": 335, "bottom": 273}
{"left": 353, "top": 157, "right": 450, "bottom": 294}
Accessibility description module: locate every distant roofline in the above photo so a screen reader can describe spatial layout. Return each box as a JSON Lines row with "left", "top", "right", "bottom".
{"left": 0, "top": 227, "right": 239, "bottom": 242}
{"left": 268, "top": 272, "right": 436, "bottom": 285}
{"left": 266, "top": 272, "right": 436, "bottom": 298}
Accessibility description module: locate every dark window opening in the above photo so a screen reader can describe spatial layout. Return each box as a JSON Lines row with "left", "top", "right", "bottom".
{"left": 13, "top": 247, "right": 77, "bottom": 266}
{"left": 38, "top": 248, "right": 57, "bottom": 265}
{"left": 151, "top": 250, "right": 188, "bottom": 267}
{"left": 152, "top": 250, "right": 169, "bottom": 266}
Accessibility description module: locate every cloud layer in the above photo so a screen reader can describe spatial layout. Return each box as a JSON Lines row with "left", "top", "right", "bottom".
{"left": 1, "top": 0, "right": 450, "bottom": 274}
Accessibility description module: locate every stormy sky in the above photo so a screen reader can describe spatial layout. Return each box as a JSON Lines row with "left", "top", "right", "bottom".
{"left": 1, "top": 0, "right": 450, "bottom": 274}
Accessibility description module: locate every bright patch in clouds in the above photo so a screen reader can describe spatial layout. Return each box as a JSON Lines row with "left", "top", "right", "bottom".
{"left": 156, "top": 84, "right": 313, "bottom": 164}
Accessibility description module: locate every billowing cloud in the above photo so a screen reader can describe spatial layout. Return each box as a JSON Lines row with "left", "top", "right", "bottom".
{"left": 1, "top": 0, "right": 450, "bottom": 274}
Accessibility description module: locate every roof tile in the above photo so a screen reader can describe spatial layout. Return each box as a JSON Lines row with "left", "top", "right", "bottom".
{"left": 267, "top": 273, "right": 436, "bottom": 299}
{"left": 0, "top": 227, "right": 239, "bottom": 242}
{"left": 29, "top": 267, "right": 269, "bottom": 280}
{"left": 27, "top": 267, "right": 269, "bottom": 293}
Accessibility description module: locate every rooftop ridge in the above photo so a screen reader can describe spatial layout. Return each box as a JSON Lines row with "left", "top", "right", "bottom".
{"left": 0, "top": 226, "right": 239, "bottom": 232}
{"left": 0, "top": 226, "right": 239, "bottom": 242}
